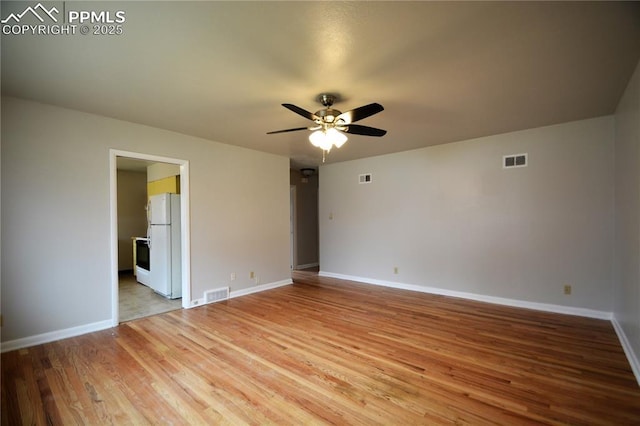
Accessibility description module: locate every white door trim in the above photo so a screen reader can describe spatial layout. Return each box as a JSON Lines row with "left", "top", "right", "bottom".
{"left": 109, "top": 149, "right": 191, "bottom": 326}
{"left": 290, "top": 185, "right": 297, "bottom": 270}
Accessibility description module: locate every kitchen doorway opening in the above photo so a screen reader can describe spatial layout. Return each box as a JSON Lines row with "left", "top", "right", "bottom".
{"left": 109, "top": 150, "right": 191, "bottom": 326}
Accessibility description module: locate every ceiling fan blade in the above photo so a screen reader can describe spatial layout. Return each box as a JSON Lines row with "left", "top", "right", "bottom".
{"left": 344, "top": 124, "right": 387, "bottom": 137}
{"left": 337, "top": 103, "right": 384, "bottom": 124}
{"left": 266, "top": 127, "right": 309, "bottom": 135}
{"left": 282, "top": 104, "right": 319, "bottom": 121}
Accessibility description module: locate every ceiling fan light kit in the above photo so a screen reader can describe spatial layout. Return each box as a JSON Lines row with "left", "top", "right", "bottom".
{"left": 309, "top": 128, "right": 347, "bottom": 152}
{"left": 267, "top": 93, "right": 387, "bottom": 161}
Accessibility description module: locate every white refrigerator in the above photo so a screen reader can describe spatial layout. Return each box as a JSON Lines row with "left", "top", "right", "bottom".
{"left": 148, "top": 193, "right": 182, "bottom": 299}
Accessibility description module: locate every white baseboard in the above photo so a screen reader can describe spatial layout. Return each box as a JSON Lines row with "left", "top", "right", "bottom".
{"left": 611, "top": 317, "right": 640, "bottom": 386}
{"left": 319, "top": 271, "right": 640, "bottom": 384}
{"left": 319, "top": 271, "right": 612, "bottom": 320}
{"left": 3, "top": 279, "right": 294, "bottom": 352}
{"left": 1, "top": 319, "right": 113, "bottom": 353}
{"left": 230, "top": 278, "right": 293, "bottom": 299}
{"left": 295, "top": 262, "right": 319, "bottom": 270}
{"left": 7, "top": 275, "right": 636, "bottom": 387}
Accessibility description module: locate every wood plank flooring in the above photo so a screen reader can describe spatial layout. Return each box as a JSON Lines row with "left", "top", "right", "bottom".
{"left": 3, "top": 271, "right": 640, "bottom": 425}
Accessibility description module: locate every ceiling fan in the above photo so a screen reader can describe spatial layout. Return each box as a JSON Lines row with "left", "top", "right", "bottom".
{"left": 267, "top": 94, "right": 387, "bottom": 157}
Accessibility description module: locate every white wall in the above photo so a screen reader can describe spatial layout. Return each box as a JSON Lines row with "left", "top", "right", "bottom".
{"left": 320, "top": 116, "right": 614, "bottom": 312}
{"left": 1, "top": 97, "right": 291, "bottom": 344}
{"left": 613, "top": 60, "right": 640, "bottom": 374}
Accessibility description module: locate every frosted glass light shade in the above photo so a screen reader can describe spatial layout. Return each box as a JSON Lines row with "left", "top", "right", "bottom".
{"left": 308, "top": 128, "right": 347, "bottom": 151}
{"left": 328, "top": 128, "right": 347, "bottom": 148}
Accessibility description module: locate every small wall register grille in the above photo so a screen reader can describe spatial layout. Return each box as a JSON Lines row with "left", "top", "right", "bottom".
{"left": 204, "top": 287, "right": 229, "bottom": 304}
{"left": 359, "top": 173, "right": 373, "bottom": 184}
{"left": 503, "top": 153, "right": 528, "bottom": 169}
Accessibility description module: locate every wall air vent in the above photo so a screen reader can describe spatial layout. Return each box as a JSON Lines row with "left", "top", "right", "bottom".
{"left": 503, "top": 153, "right": 528, "bottom": 169}
{"left": 359, "top": 173, "right": 372, "bottom": 184}
{"left": 204, "top": 287, "right": 229, "bottom": 304}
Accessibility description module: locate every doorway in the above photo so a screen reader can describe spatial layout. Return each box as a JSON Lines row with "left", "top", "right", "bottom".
{"left": 290, "top": 185, "right": 297, "bottom": 270}
{"left": 109, "top": 150, "right": 191, "bottom": 326}
{"left": 290, "top": 169, "right": 319, "bottom": 271}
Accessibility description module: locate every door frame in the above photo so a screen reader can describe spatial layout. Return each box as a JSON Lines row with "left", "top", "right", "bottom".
{"left": 290, "top": 185, "right": 297, "bottom": 270}
{"left": 109, "top": 149, "right": 191, "bottom": 326}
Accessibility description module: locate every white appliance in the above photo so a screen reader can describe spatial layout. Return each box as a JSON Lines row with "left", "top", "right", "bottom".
{"left": 148, "top": 193, "right": 182, "bottom": 299}
{"left": 135, "top": 237, "right": 151, "bottom": 286}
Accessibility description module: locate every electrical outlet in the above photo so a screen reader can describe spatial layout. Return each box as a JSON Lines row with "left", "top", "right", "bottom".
{"left": 250, "top": 271, "right": 255, "bottom": 279}
{"left": 393, "top": 267, "right": 399, "bottom": 274}
{"left": 563, "top": 285, "right": 572, "bottom": 295}
{"left": 230, "top": 272, "right": 236, "bottom": 281}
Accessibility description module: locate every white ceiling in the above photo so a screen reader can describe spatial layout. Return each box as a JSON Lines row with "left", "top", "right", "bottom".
{"left": 2, "top": 1, "right": 639, "bottom": 169}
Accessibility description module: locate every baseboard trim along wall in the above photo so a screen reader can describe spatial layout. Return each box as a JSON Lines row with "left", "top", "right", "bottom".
{"left": 319, "top": 271, "right": 640, "bottom": 385}
{"left": 319, "top": 271, "right": 612, "bottom": 319}
{"left": 230, "top": 279, "right": 293, "bottom": 299}
{"left": 1, "top": 319, "right": 113, "bottom": 354}
{"left": 2, "top": 279, "right": 294, "bottom": 353}
{"left": 6, "top": 274, "right": 637, "bottom": 387}
{"left": 295, "top": 262, "right": 319, "bottom": 270}
{"left": 612, "top": 317, "right": 640, "bottom": 386}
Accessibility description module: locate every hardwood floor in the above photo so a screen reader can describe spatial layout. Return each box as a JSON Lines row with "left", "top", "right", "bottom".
{"left": 3, "top": 271, "right": 640, "bottom": 425}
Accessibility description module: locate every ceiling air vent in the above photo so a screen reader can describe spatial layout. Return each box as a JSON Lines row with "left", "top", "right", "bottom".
{"left": 503, "top": 153, "right": 527, "bottom": 169}
{"left": 359, "top": 173, "right": 372, "bottom": 184}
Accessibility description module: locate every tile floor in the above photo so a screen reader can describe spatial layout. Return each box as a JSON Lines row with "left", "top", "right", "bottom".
{"left": 119, "top": 272, "right": 182, "bottom": 322}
